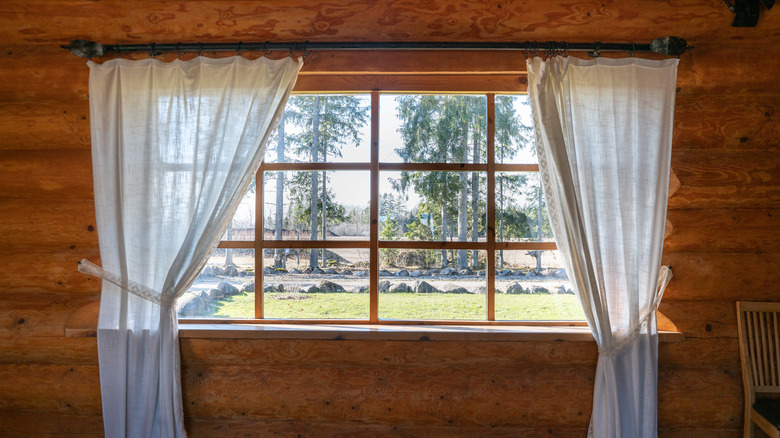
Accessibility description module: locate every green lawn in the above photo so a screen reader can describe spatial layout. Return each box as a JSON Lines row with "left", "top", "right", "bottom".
{"left": 210, "top": 292, "right": 584, "bottom": 321}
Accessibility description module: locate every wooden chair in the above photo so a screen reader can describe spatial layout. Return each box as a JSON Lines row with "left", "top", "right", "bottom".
{"left": 737, "top": 301, "right": 780, "bottom": 438}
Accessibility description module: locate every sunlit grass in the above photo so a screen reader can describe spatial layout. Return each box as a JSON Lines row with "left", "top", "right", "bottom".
{"left": 210, "top": 291, "right": 584, "bottom": 321}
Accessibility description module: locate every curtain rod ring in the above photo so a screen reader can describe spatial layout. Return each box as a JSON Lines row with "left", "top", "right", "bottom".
{"left": 149, "top": 43, "right": 156, "bottom": 59}
{"left": 629, "top": 42, "right": 636, "bottom": 57}
{"left": 289, "top": 42, "right": 296, "bottom": 58}
{"left": 302, "top": 40, "right": 311, "bottom": 58}
{"left": 176, "top": 42, "right": 184, "bottom": 59}
{"left": 198, "top": 44, "right": 203, "bottom": 57}
{"left": 263, "top": 41, "right": 271, "bottom": 56}
{"left": 114, "top": 44, "right": 120, "bottom": 58}
{"left": 236, "top": 41, "right": 243, "bottom": 56}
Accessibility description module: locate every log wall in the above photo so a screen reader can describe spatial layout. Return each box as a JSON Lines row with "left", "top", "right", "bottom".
{"left": 1, "top": 1, "right": 779, "bottom": 436}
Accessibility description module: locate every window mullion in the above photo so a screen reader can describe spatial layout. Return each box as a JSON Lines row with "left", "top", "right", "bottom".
{"left": 486, "top": 94, "right": 496, "bottom": 321}
{"left": 369, "top": 91, "right": 380, "bottom": 323}
{"left": 255, "top": 166, "right": 264, "bottom": 319}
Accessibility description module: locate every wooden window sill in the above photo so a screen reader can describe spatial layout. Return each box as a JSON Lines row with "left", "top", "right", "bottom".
{"left": 177, "top": 323, "right": 685, "bottom": 343}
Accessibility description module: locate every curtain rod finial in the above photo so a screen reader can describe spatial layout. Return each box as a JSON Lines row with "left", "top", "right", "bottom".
{"left": 650, "top": 37, "right": 689, "bottom": 56}
{"left": 62, "top": 40, "right": 105, "bottom": 58}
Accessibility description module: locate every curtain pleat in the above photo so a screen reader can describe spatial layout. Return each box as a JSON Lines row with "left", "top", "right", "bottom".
{"left": 85, "top": 55, "right": 301, "bottom": 437}
{"left": 527, "top": 56, "right": 678, "bottom": 438}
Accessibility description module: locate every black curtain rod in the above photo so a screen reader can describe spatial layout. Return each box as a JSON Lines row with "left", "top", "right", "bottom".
{"left": 62, "top": 37, "right": 690, "bottom": 59}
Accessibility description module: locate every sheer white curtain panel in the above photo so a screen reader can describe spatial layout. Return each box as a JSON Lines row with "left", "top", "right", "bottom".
{"left": 527, "top": 56, "right": 678, "bottom": 438}
{"left": 82, "top": 55, "right": 301, "bottom": 437}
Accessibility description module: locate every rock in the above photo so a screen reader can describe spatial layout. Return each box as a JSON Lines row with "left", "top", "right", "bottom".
{"left": 317, "top": 281, "right": 346, "bottom": 293}
{"left": 446, "top": 286, "right": 471, "bottom": 294}
{"left": 323, "top": 269, "right": 338, "bottom": 275}
{"left": 506, "top": 283, "right": 526, "bottom": 294}
{"left": 241, "top": 281, "right": 255, "bottom": 293}
{"left": 392, "top": 282, "right": 412, "bottom": 293}
{"left": 353, "top": 270, "right": 367, "bottom": 277}
{"left": 458, "top": 268, "right": 474, "bottom": 276}
{"left": 273, "top": 268, "right": 287, "bottom": 274}
{"left": 409, "top": 270, "right": 423, "bottom": 277}
{"left": 351, "top": 285, "right": 370, "bottom": 293}
{"left": 473, "top": 286, "right": 488, "bottom": 295}
{"left": 415, "top": 281, "right": 440, "bottom": 293}
{"left": 239, "top": 270, "right": 252, "bottom": 277}
{"left": 263, "top": 267, "right": 274, "bottom": 275}
{"left": 177, "top": 291, "right": 214, "bottom": 317}
{"left": 211, "top": 265, "right": 226, "bottom": 276}
{"left": 477, "top": 271, "right": 486, "bottom": 277}
{"left": 555, "top": 285, "right": 567, "bottom": 295}
{"left": 217, "top": 281, "right": 239, "bottom": 296}
{"left": 341, "top": 270, "right": 353, "bottom": 276}
{"left": 207, "top": 288, "right": 225, "bottom": 300}
{"left": 440, "top": 267, "right": 457, "bottom": 276}
{"left": 555, "top": 269, "right": 568, "bottom": 279}
{"left": 498, "top": 269, "right": 512, "bottom": 277}
{"left": 566, "top": 288, "right": 576, "bottom": 295}
{"left": 531, "top": 285, "right": 550, "bottom": 294}
{"left": 311, "top": 267, "right": 325, "bottom": 275}
{"left": 395, "top": 270, "right": 409, "bottom": 277}
{"left": 306, "top": 285, "right": 321, "bottom": 293}
{"left": 222, "top": 265, "right": 239, "bottom": 277}
{"left": 378, "top": 269, "right": 393, "bottom": 277}
{"left": 198, "top": 265, "right": 217, "bottom": 278}
{"left": 427, "top": 269, "right": 441, "bottom": 276}
{"left": 263, "top": 284, "right": 284, "bottom": 293}
{"left": 512, "top": 270, "right": 525, "bottom": 277}
{"left": 289, "top": 268, "right": 301, "bottom": 274}
{"left": 378, "top": 280, "right": 391, "bottom": 292}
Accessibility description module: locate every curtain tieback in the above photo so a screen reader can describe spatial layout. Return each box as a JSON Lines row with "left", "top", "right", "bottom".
{"left": 77, "top": 259, "right": 175, "bottom": 308}
{"left": 598, "top": 266, "right": 674, "bottom": 357}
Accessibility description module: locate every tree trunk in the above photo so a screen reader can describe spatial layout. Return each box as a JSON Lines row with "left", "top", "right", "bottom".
{"left": 457, "top": 171, "right": 468, "bottom": 271}
{"left": 309, "top": 96, "right": 321, "bottom": 269}
{"left": 536, "top": 182, "right": 543, "bottom": 274}
{"left": 321, "top": 153, "right": 328, "bottom": 268}
{"left": 440, "top": 179, "right": 448, "bottom": 269}
{"left": 274, "top": 113, "right": 286, "bottom": 269}
{"left": 471, "top": 131, "right": 479, "bottom": 268}
{"left": 499, "top": 177, "right": 504, "bottom": 269}
{"left": 224, "top": 225, "right": 234, "bottom": 266}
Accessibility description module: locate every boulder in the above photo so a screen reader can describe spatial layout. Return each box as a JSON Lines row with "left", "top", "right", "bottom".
{"left": 440, "top": 267, "right": 457, "bottom": 276}
{"left": 217, "top": 281, "right": 240, "bottom": 296}
{"left": 317, "top": 281, "right": 346, "bottom": 293}
{"left": 378, "top": 280, "right": 392, "bottom": 292}
{"left": 498, "top": 269, "right": 512, "bottom": 277}
{"left": 311, "top": 267, "right": 325, "bottom": 275}
{"left": 427, "top": 269, "right": 441, "bottom": 276}
{"left": 176, "top": 291, "right": 214, "bottom": 317}
{"left": 353, "top": 270, "right": 367, "bottom": 277}
{"left": 289, "top": 268, "right": 302, "bottom": 274}
{"left": 409, "top": 270, "right": 423, "bottom": 277}
{"left": 458, "top": 268, "right": 474, "bottom": 276}
{"left": 531, "top": 285, "right": 550, "bottom": 294}
{"left": 207, "top": 288, "right": 225, "bottom": 300}
{"left": 392, "top": 282, "right": 413, "bottom": 293}
{"left": 506, "top": 283, "right": 526, "bottom": 294}
{"left": 323, "top": 269, "right": 338, "bottom": 275}
{"left": 341, "top": 270, "right": 353, "bottom": 276}
{"left": 446, "top": 286, "right": 471, "bottom": 294}
{"left": 555, "top": 285, "right": 567, "bottom": 295}
{"left": 351, "top": 285, "right": 370, "bottom": 293}
{"left": 395, "top": 270, "right": 409, "bottom": 277}
{"left": 263, "top": 284, "right": 284, "bottom": 293}
{"left": 473, "top": 286, "right": 488, "bottom": 295}
{"left": 263, "top": 267, "right": 274, "bottom": 275}
{"left": 241, "top": 281, "right": 255, "bottom": 293}
{"left": 415, "top": 281, "right": 440, "bottom": 293}
{"left": 198, "top": 265, "right": 217, "bottom": 278}
{"left": 378, "top": 269, "right": 393, "bottom": 277}
{"left": 222, "top": 265, "right": 239, "bottom": 277}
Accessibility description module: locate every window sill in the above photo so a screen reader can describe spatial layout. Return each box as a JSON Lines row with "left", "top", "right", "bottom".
{"left": 177, "top": 323, "right": 685, "bottom": 343}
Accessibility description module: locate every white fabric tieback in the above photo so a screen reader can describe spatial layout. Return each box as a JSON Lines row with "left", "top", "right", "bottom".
{"left": 77, "top": 259, "right": 175, "bottom": 308}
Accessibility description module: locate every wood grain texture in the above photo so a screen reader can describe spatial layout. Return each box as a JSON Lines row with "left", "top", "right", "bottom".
{"left": 0, "top": 150, "right": 93, "bottom": 199}
{"left": 659, "top": 337, "right": 740, "bottom": 370}
{"left": 659, "top": 300, "right": 738, "bottom": 339}
{"left": 0, "top": 412, "right": 103, "bottom": 437}
{"left": 668, "top": 151, "right": 780, "bottom": 209}
{"left": 0, "top": 249, "right": 100, "bottom": 292}
{"left": 0, "top": 364, "right": 102, "bottom": 415}
{"left": 0, "top": 198, "right": 97, "bottom": 251}
{"left": 0, "top": 292, "right": 100, "bottom": 338}
{"left": 180, "top": 338, "right": 599, "bottom": 368}
{"left": 664, "top": 209, "right": 780, "bottom": 253}
{"left": 0, "top": 337, "right": 97, "bottom": 365}
{"left": 0, "top": 99, "right": 91, "bottom": 150}
{"left": 658, "top": 367, "right": 743, "bottom": 429}
{"left": 181, "top": 364, "right": 594, "bottom": 427}
{"left": 662, "top": 252, "right": 780, "bottom": 301}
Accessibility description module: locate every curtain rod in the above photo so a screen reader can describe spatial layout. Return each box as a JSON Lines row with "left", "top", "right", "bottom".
{"left": 62, "top": 37, "right": 690, "bottom": 59}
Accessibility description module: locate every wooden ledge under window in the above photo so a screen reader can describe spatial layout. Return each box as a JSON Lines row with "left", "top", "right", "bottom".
{"left": 177, "top": 323, "right": 685, "bottom": 343}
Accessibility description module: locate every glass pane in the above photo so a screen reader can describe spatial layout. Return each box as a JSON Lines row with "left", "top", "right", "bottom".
{"left": 263, "top": 171, "right": 369, "bottom": 241}
{"left": 264, "top": 94, "right": 371, "bottom": 163}
{"left": 220, "top": 179, "right": 255, "bottom": 241}
{"left": 178, "top": 249, "right": 256, "bottom": 319}
{"left": 495, "top": 172, "right": 553, "bottom": 242}
{"left": 380, "top": 94, "right": 487, "bottom": 163}
{"left": 378, "top": 249, "right": 487, "bottom": 320}
{"left": 495, "top": 95, "right": 536, "bottom": 164}
{"left": 379, "top": 171, "right": 486, "bottom": 242}
{"left": 494, "top": 250, "right": 584, "bottom": 321}
{"left": 262, "top": 248, "right": 370, "bottom": 319}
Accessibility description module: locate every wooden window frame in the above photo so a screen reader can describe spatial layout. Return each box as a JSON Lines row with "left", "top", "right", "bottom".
{"left": 187, "top": 73, "right": 582, "bottom": 326}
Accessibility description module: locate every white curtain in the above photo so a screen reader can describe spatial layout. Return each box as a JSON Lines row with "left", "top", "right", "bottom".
{"left": 79, "top": 55, "right": 301, "bottom": 437}
{"left": 526, "top": 56, "right": 677, "bottom": 438}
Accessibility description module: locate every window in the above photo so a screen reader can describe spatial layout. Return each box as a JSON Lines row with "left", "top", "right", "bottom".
{"left": 178, "top": 80, "right": 584, "bottom": 323}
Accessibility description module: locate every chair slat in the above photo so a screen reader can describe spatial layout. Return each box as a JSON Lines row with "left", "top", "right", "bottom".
{"left": 774, "top": 313, "right": 780, "bottom": 386}
{"left": 760, "top": 311, "right": 770, "bottom": 385}
{"left": 751, "top": 311, "right": 764, "bottom": 386}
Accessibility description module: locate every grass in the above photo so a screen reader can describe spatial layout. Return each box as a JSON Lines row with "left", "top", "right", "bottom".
{"left": 210, "top": 292, "right": 584, "bottom": 321}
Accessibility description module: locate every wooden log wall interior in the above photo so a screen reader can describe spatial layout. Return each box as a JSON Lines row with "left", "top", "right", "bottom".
{"left": 0, "top": 1, "right": 778, "bottom": 436}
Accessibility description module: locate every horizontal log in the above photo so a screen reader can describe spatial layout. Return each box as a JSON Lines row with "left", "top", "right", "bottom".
{"left": 186, "top": 418, "right": 587, "bottom": 438}
{"left": 0, "top": 198, "right": 97, "bottom": 251}
{"left": 181, "top": 364, "right": 594, "bottom": 427}
{"left": 295, "top": 74, "right": 526, "bottom": 93}
{"left": 0, "top": 100, "right": 91, "bottom": 150}
{"left": 0, "top": 0, "right": 773, "bottom": 46}
{"left": 669, "top": 150, "right": 780, "bottom": 209}
{"left": 658, "top": 429, "right": 739, "bottom": 438}
{"left": 659, "top": 337, "right": 740, "bottom": 370}
{"left": 180, "top": 338, "right": 598, "bottom": 368}
{"left": 0, "top": 249, "right": 100, "bottom": 292}
{"left": 661, "top": 252, "right": 780, "bottom": 301}
{"left": 658, "top": 367, "right": 743, "bottom": 429}
{"left": 0, "top": 336, "right": 97, "bottom": 365}
{"left": 0, "top": 412, "right": 103, "bottom": 437}
{"left": 0, "top": 364, "right": 102, "bottom": 416}
{"left": 673, "top": 94, "right": 780, "bottom": 152}
{"left": 0, "top": 150, "right": 93, "bottom": 199}
{"left": 659, "top": 300, "right": 738, "bottom": 339}
{"left": 677, "top": 46, "right": 780, "bottom": 96}
{"left": 0, "top": 292, "right": 99, "bottom": 338}
{"left": 664, "top": 209, "right": 780, "bottom": 253}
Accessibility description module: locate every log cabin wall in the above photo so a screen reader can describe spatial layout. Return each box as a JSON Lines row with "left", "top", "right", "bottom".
{"left": 1, "top": 1, "right": 778, "bottom": 436}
